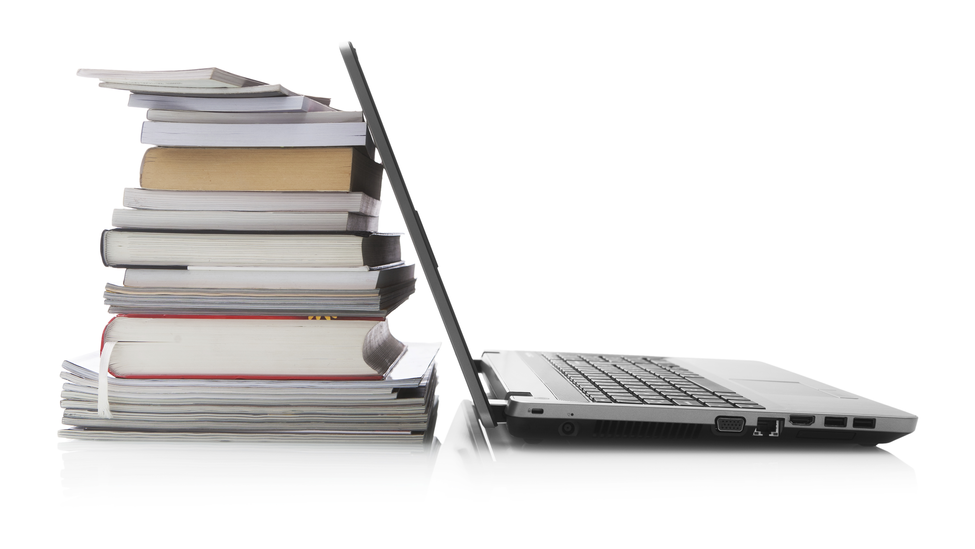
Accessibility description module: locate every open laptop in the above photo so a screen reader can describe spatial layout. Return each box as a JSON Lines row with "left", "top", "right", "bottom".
{"left": 339, "top": 42, "right": 917, "bottom": 445}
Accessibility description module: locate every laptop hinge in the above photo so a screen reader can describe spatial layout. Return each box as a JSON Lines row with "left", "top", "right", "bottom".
{"left": 487, "top": 399, "right": 508, "bottom": 424}
{"left": 474, "top": 359, "right": 522, "bottom": 424}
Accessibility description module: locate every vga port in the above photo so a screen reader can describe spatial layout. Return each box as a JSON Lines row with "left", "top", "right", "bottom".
{"left": 715, "top": 416, "right": 746, "bottom": 433}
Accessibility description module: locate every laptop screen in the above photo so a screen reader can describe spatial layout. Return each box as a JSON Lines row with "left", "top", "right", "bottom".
{"left": 340, "top": 42, "right": 497, "bottom": 425}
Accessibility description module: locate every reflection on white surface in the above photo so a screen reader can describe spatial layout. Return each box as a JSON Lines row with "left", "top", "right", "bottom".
{"left": 60, "top": 439, "right": 440, "bottom": 500}
{"left": 60, "top": 400, "right": 917, "bottom": 500}
{"left": 54, "top": 402, "right": 923, "bottom": 549}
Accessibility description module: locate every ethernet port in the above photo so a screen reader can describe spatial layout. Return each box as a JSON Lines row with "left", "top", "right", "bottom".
{"left": 753, "top": 418, "right": 783, "bottom": 437}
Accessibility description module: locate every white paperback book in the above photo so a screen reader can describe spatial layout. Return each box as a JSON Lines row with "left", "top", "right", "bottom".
{"left": 141, "top": 121, "right": 368, "bottom": 147}
{"left": 76, "top": 67, "right": 266, "bottom": 88}
{"left": 112, "top": 209, "right": 379, "bottom": 232}
{"left": 146, "top": 109, "right": 363, "bottom": 123}
{"left": 128, "top": 94, "right": 332, "bottom": 112}
{"left": 121, "top": 263, "right": 414, "bottom": 290}
{"left": 104, "top": 82, "right": 295, "bottom": 97}
{"left": 121, "top": 188, "right": 380, "bottom": 216}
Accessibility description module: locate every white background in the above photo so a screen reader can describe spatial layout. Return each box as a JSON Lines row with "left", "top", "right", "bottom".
{"left": 3, "top": 1, "right": 973, "bottom": 547}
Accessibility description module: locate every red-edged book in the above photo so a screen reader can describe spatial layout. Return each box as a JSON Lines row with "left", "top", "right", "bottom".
{"left": 100, "top": 314, "right": 405, "bottom": 380}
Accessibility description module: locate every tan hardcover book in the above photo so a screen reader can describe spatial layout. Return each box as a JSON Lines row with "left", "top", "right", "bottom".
{"left": 140, "top": 147, "right": 382, "bottom": 198}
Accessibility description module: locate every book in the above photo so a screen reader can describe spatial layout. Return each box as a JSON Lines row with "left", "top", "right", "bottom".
{"left": 147, "top": 109, "right": 363, "bottom": 124}
{"left": 122, "top": 188, "right": 380, "bottom": 215}
{"left": 67, "top": 343, "right": 438, "bottom": 388}
{"left": 66, "top": 63, "right": 435, "bottom": 445}
{"left": 101, "top": 316, "right": 406, "bottom": 380}
{"left": 58, "top": 429, "right": 434, "bottom": 445}
{"left": 112, "top": 210, "right": 379, "bottom": 233}
{"left": 76, "top": 68, "right": 266, "bottom": 88}
{"left": 128, "top": 94, "right": 331, "bottom": 112}
{"left": 104, "top": 82, "right": 296, "bottom": 97}
{"left": 102, "top": 279, "right": 417, "bottom": 316}
{"left": 141, "top": 121, "right": 368, "bottom": 147}
{"left": 121, "top": 263, "right": 415, "bottom": 290}
{"left": 140, "top": 147, "right": 382, "bottom": 195}
{"left": 59, "top": 343, "right": 439, "bottom": 443}
{"left": 101, "top": 230, "right": 401, "bottom": 269}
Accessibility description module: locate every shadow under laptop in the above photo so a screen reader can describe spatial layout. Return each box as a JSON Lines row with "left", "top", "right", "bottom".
{"left": 438, "top": 401, "right": 916, "bottom": 496}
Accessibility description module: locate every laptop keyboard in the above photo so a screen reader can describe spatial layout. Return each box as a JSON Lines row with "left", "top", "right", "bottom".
{"left": 544, "top": 354, "right": 764, "bottom": 409}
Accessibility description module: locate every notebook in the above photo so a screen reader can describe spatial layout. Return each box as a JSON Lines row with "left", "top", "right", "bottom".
{"left": 339, "top": 42, "right": 917, "bottom": 445}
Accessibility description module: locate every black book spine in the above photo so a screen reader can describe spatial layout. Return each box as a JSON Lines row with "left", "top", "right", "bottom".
{"left": 100, "top": 229, "right": 109, "bottom": 267}
{"left": 361, "top": 234, "right": 401, "bottom": 267}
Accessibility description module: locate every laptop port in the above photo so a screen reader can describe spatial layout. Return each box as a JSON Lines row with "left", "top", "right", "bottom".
{"left": 789, "top": 415, "right": 815, "bottom": 426}
{"left": 559, "top": 421, "right": 577, "bottom": 436}
{"left": 715, "top": 416, "right": 746, "bottom": 433}
{"left": 753, "top": 417, "right": 783, "bottom": 437}
{"left": 852, "top": 418, "right": 876, "bottom": 429}
{"left": 530, "top": 408, "right": 544, "bottom": 415}
{"left": 824, "top": 416, "right": 848, "bottom": 428}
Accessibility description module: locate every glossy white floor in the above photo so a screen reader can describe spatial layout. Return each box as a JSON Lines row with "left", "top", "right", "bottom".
{"left": 5, "top": 3, "right": 972, "bottom": 547}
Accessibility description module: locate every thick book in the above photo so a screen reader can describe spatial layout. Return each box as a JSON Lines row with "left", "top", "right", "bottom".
{"left": 140, "top": 147, "right": 382, "bottom": 195}
{"left": 66, "top": 342, "right": 437, "bottom": 389}
{"left": 112, "top": 210, "right": 379, "bottom": 232}
{"left": 100, "top": 315, "right": 405, "bottom": 380}
{"left": 147, "top": 109, "right": 363, "bottom": 124}
{"left": 77, "top": 68, "right": 266, "bottom": 88}
{"left": 141, "top": 121, "right": 367, "bottom": 147}
{"left": 102, "top": 279, "right": 417, "bottom": 316}
{"left": 101, "top": 230, "right": 401, "bottom": 269}
{"left": 128, "top": 94, "right": 331, "bottom": 112}
{"left": 121, "top": 264, "right": 415, "bottom": 290}
{"left": 122, "top": 188, "right": 380, "bottom": 215}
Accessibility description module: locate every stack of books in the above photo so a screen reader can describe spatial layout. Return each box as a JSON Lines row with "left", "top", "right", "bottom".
{"left": 60, "top": 68, "right": 438, "bottom": 448}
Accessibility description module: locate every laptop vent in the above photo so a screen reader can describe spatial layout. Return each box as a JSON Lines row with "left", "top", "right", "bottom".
{"left": 592, "top": 420, "right": 702, "bottom": 439}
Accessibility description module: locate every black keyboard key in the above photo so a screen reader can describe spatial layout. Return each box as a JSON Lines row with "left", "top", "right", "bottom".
{"left": 552, "top": 352, "right": 755, "bottom": 409}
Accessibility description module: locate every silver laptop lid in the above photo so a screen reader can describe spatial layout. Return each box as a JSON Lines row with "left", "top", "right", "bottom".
{"left": 339, "top": 42, "right": 498, "bottom": 425}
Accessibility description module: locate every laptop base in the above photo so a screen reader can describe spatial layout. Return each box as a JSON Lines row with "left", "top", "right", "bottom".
{"left": 506, "top": 416, "right": 908, "bottom": 446}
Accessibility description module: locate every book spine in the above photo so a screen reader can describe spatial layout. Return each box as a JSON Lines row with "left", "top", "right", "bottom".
{"left": 99, "top": 315, "right": 117, "bottom": 354}
{"left": 100, "top": 229, "right": 109, "bottom": 267}
{"left": 360, "top": 234, "right": 401, "bottom": 267}
{"left": 350, "top": 148, "right": 383, "bottom": 199}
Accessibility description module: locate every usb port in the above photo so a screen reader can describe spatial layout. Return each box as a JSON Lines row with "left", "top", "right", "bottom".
{"left": 852, "top": 418, "right": 876, "bottom": 429}
{"left": 824, "top": 416, "right": 847, "bottom": 428}
{"left": 530, "top": 408, "right": 544, "bottom": 415}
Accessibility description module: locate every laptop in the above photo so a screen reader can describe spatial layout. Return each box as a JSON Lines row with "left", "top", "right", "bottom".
{"left": 339, "top": 42, "right": 917, "bottom": 445}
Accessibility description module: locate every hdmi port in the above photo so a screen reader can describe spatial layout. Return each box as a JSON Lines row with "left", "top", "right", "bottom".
{"left": 789, "top": 415, "right": 815, "bottom": 426}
